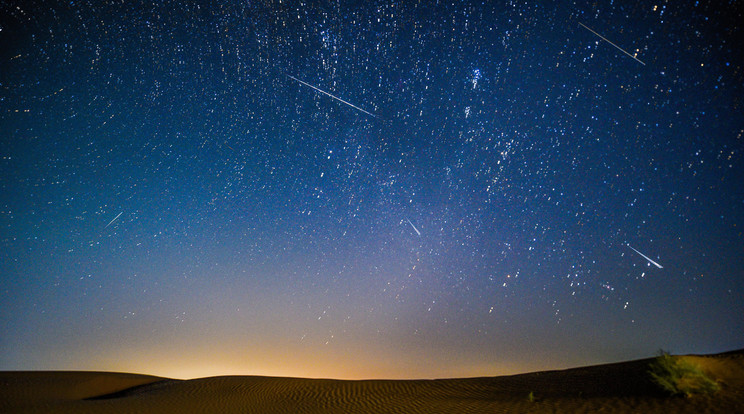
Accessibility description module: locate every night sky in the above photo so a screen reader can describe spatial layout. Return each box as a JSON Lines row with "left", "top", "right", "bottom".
{"left": 1, "top": 0, "right": 742, "bottom": 380}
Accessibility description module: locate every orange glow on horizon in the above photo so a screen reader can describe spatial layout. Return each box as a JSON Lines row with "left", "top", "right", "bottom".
{"left": 68, "top": 341, "right": 568, "bottom": 380}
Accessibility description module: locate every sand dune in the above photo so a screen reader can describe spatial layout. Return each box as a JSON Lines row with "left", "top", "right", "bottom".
{"left": 2, "top": 350, "right": 742, "bottom": 413}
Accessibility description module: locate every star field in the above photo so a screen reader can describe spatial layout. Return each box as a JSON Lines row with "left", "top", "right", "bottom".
{"left": 1, "top": 0, "right": 742, "bottom": 379}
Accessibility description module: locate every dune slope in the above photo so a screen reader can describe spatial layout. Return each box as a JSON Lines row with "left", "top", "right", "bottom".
{"left": 2, "top": 350, "right": 742, "bottom": 414}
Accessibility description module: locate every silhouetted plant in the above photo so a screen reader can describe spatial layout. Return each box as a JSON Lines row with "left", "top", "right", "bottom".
{"left": 648, "top": 350, "right": 719, "bottom": 397}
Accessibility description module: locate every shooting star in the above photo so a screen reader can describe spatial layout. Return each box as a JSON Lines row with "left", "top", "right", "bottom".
{"left": 287, "top": 74, "right": 378, "bottom": 118}
{"left": 104, "top": 212, "right": 123, "bottom": 229}
{"left": 626, "top": 244, "right": 663, "bottom": 269}
{"left": 406, "top": 218, "right": 421, "bottom": 236}
{"left": 579, "top": 22, "right": 646, "bottom": 66}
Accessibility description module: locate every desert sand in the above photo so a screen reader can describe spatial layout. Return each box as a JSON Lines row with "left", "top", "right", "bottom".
{"left": 2, "top": 350, "right": 742, "bottom": 413}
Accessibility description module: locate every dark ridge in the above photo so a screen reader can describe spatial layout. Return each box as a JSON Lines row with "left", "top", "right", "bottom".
{"left": 84, "top": 379, "right": 182, "bottom": 400}
{"left": 713, "top": 348, "right": 744, "bottom": 357}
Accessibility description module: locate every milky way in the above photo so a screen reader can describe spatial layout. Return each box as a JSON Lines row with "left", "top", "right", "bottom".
{"left": 1, "top": 0, "right": 742, "bottom": 379}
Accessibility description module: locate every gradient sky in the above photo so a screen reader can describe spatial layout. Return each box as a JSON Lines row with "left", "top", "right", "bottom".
{"left": 1, "top": 0, "right": 742, "bottom": 380}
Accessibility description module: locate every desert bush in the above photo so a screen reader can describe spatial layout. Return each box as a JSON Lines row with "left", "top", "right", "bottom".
{"left": 648, "top": 351, "right": 719, "bottom": 397}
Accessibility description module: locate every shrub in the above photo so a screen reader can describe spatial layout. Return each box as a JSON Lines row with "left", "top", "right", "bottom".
{"left": 648, "top": 351, "right": 720, "bottom": 397}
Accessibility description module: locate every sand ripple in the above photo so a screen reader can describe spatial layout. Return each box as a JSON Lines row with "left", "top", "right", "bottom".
{"left": 2, "top": 351, "right": 742, "bottom": 413}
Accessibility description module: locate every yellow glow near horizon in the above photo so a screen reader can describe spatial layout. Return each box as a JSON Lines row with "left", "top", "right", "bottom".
{"left": 65, "top": 339, "right": 566, "bottom": 380}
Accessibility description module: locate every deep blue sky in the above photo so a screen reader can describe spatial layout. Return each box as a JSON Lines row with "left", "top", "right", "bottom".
{"left": 1, "top": 0, "right": 742, "bottom": 379}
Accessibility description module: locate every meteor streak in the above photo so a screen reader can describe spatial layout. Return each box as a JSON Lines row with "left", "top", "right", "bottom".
{"left": 626, "top": 244, "right": 663, "bottom": 269}
{"left": 579, "top": 22, "right": 646, "bottom": 66}
{"left": 104, "top": 212, "right": 123, "bottom": 229}
{"left": 406, "top": 218, "right": 421, "bottom": 236}
{"left": 287, "top": 74, "right": 378, "bottom": 118}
